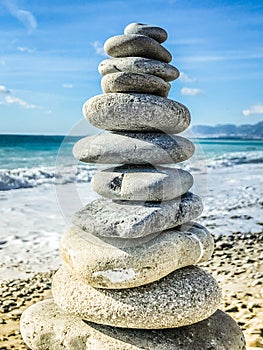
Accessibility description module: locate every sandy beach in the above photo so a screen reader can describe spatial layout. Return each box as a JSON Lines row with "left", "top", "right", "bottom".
{"left": 0, "top": 232, "right": 262, "bottom": 349}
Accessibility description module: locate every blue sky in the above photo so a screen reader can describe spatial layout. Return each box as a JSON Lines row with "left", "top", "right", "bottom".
{"left": 0, "top": 0, "right": 263, "bottom": 134}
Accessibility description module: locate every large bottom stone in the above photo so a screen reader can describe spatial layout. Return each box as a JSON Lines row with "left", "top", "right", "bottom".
{"left": 60, "top": 222, "right": 214, "bottom": 289}
{"left": 20, "top": 299, "right": 246, "bottom": 350}
{"left": 52, "top": 265, "right": 221, "bottom": 329}
{"left": 72, "top": 192, "right": 203, "bottom": 238}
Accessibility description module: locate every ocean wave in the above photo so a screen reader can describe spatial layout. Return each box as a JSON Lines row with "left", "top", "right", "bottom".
{"left": 0, "top": 151, "right": 262, "bottom": 191}
{"left": 0, "top": 165, "right": 95, "bottom": 191}
{"left": 206, "top": 151, "right": 263, "bottom": 168}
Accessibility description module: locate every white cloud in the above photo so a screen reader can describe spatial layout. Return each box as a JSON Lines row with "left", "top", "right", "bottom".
{"left": 181, "top": 87, "right": 203, "bottom": 96}
{"left": 179, "top": 72, "right": 196, "bottom": 83}
{"left": 3, "top": 0, "right": 37, "bottom": 33}
{"left": 0, "top": 84, "right": 51, "bottom": 112}
{"left": 5, "top": 95, "right": 39, "bottom": 109}
{"left": 17, "top": 46, "right": 34, "bottom": 53}
{"left": 91, "top": 41, "right": 106, "bottom": 56}
{"left": 62, "top": 83, "right": 74, "bottom": 89}
{"left": 242, "top": 103, "right": 263, "bottom": 116}
{"left": 0, "top": 85, "right": 11, "bottom": 94}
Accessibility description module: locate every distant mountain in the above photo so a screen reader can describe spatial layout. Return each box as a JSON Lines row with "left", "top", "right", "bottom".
{"left": 189, "top": 121, "right": 263, "bottom": 139}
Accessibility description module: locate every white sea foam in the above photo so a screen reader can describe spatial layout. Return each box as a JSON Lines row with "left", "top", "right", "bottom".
{"left": 0, "top": 165, "right": 95, "bottom": 191}
{"left": 0, "top": 162, "right": 262, "bottom": 281}
{"left": 1, "top": 150, "right": 262, "bottom": 191}
{"left": 206, "top": 151, "right": 263, "bottom": 168}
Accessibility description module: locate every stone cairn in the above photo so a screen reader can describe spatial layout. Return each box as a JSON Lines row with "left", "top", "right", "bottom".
{"left": 21, "top": 23, "right": 246, "bottom": 349}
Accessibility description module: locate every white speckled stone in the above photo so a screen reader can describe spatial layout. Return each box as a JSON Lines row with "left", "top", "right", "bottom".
{"left": 91, "top": 165, "right": 193, "bottom": 201}
{"left": 101, "top": 72, "right": 171, "bottom": 97}
{"left": 20, "top": 300, "right": 246, "bottom": 350}
{"left": 98, "top": 57, "right": 179, "bottom": 82}
{"left": 52, "top": 265, "right": 221, "bottom": 329}
{"left": 73, "top": 132, "right": 194, "bottom": 165}
{"left": 60, "top": 222, "right": 214, "bottom": 289}
{"left": 124, "top": 23, "right": 168, "bottom": 43}
{"left": 104, "top": 34, "right": 172, "bottom": 63}
{"left": 82, "top": 93, "right": 190, "bottom": 133}
{"left": 72, "top": 192, "right": 203, "bottom": 239}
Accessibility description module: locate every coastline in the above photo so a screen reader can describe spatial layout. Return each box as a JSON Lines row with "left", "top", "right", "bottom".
{"left": 0, "top": 232, "right": 262, "bottom": 349}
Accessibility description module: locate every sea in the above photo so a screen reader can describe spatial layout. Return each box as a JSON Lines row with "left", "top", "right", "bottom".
{"left": 0, "top": 134, "right": 262, "bottom": 281}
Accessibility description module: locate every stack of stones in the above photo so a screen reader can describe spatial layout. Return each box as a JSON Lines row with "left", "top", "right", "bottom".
{"left": 21, "top": 23, "right": 246, "bottom": 349}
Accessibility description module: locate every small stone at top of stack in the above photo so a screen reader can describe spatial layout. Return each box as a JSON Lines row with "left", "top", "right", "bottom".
{"left": 124, "top": 23, "right": 168, "bottom": 42}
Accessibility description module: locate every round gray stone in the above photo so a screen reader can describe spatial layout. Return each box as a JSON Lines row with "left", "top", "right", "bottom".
{"left": 52, "top": 265, "right": 222, "bottom": 329}
{"left": 104, "top": 34, "right": 172, "bottom": 63}
{"left": 72, "top": 192, "right": 203, "bottom": 238}
{"left": 60, "top": 222, "right": 214, "bottom": 289}
{"left": 124, "top": 23, "right": 168, "bottom": 43}
{"left": 82, "top": 93, "right": 190, "bottom": 133}
{"left": 73, "top": 132, "right": 195, "bottom": 165}
{"left": 20, "top": 300, "right": 246, "bottom": 350}
{"left": 101, "top": 72, "right": 171, "bottom": 97}
{"left": 98, "top": 57, "right": 179, "bottom": 82}
{"left": 91, "top": 165, "right": 193, "bottom": 201}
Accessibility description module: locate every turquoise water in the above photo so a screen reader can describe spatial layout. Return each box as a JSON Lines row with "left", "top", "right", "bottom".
{"left": 197, "top": 138, "right": 263, "bottom": 157}
{"left": 0, "top": 134, "right": 262, "bottom": 190}
{"left": 0, "top": 135, "right": 78, "bottom": 169}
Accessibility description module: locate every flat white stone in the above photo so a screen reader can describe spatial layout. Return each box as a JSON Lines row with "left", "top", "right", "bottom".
{"left": 82, "top": 93, "right": 190, "bottom": 133}
{"left": 60, "top": 222, "right": 214, "bottom": 289}
{"left": 20, "top": 300, "right": 246, "bottom": 350}
{"left": 72, "top": 192, "right": 203, "bottom": 238}
{"left": 91, "top": 165, "right": 193, "bottom": 201}
{"left": 73, "top": 132, "right": 195, "bottom": 164}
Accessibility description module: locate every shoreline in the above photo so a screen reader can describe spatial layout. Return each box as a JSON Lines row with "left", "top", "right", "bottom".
{"left": 0, "top": 232, "right": 262, "bottom": 349}
{"left": 1, "top": 163, "right": 263, "bottom": 282}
